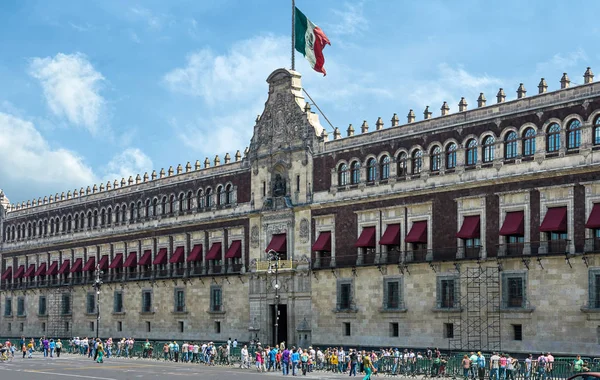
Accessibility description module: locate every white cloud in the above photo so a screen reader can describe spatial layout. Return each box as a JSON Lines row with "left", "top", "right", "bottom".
{"left": 103, "top": 148, "right": 153, "bottom": 182}
{"left": 326, "top": 2, "right": 368, "bottom": 36}
{"left": 536, "top": 49, "right": 588, "bottom": 74}
{"left": 29, "top": 53, "right": 106, "bottom": 134}
{"left": 130, "top": 6, "right": 162, "bottom": 29}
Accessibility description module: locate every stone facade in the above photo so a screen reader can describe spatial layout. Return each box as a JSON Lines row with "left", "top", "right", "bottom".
{"left": 2, "top": 67, "right": 600, "bottom": 354}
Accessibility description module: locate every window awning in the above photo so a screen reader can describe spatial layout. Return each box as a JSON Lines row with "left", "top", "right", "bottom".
{"left": 24, "top": 264, "right": 36, "bottom": 278}
{"left": 206, "top": 242, "right": 222, "bottom": 261}
{"left": 354, "top": 226, "right": 376, "bottom": 248}
{"left": 46, "top": 261, "right": 59, "bottom": 276}
{"left": 456, "top": 215, "right": 481, "bottom": 239}
{"left": 83, "top": 256, "right": 96, "bottom": 271}
{"left": 152, "top": 248, "right": 168, "bottom": 265}
{"left": 98, "top": 255, "right": 109, "bottom": 270}
{"left": 1, "top": 267, "right": 12, "bottom": 280}
{"left": 379, "top": 224, "right": 401, "bottom": 246}
{"left": 265, "top": 233, "right": 287, "bottom": 253}
{"left": 499, "top": 211, "right": 525, "bottom": 236}
{"left": 312, "top": 231, "right": 332, "bottom": 251}
{"left": 109, "top": 253, "right": 123, "bottom": 269}
{"left": 58, "top": 260, "right": 71, "bottom": 274}
{"left": 138, "top": 250, "right": 152, "bottom": 266}
{"left": 34, "top": 263, "right": 47, "bottom": 277}
{"left": 405, "top": 221, "right": 428, "bottom": 243}
{"left": 186, "top": 245, "right": 202, "bottom": 262}
{"left": 13, "top": 265, "right": 24, "bottom": 279}
{"left": 123, "top": 252, "right": 137, "bottom": 268}
{"left": 539, "top": 207, "right": 567, "bottom": 232}
{"left": 225, "top": 240, "right": 242, "bottom": 259}
{"left": 70, "top": 258, "right": 83, "bottom": 273}
{"left": 586, "top": 204, "right": 600, "bottom": 229}
{"left": 169, "top": 246, "right": 185, "bottom": 263}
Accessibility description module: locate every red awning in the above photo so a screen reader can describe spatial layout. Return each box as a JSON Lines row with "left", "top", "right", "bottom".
{"left": 170, "top": 246, "right": 185, "bottom": 263}
{"left": 225, "top": 240, "right": 242, "bottom": 259}
{"left": 354, "top": 226, "right": 376, "bottom": 248}
{"left": 405, "top": 221, "right": 428, "bottom": 243}
{"left": 312, "top": 231, "right": 332, "bottom": 251}
{"left": 70, "top": 258, "right": 83, "bottom": 273}
{"left": 187, "top": 245, "right": 202, "bottom": 262}
{"left": 265, "top": 234, "right": 287, "bottom": 253}
{"left": 98, "top": 255, "right": 109, "bottom": 270}
{"left": 46, "top": 261, "right": 59, "bottom": 276}
{"left": 13, "top": 265, "right": 24, "bottom": 279}
{"left": 58, "top": 260, "right": 70, "bottom": 274}
{"left": 109, "top": 253, "right": 123, "bottom": 269}
{"left": 138, "top": 250, "right": 152, "bottom": 266}
{"left": 34, "top": 263, "right": 47, "bottom": 276}
{"left": 83, "top": 256, "right": 96, "bottom": 271}
{"left": 152, "top": 248, "right": 168, "bottom": 265}
{"left": 456, "top": 215, "right": 481, "bottom": 239}
{"left": 1, "top": 267, "right": 12, "bottom": 280}
{"left": 206, "top": 242, "right": 222, "bottom": 260}
{"left": 500, "top": 211, "right": 525, "bottom": 236}
{"left": 379, "top": 224, "right": 401, "bottom": 246}
{"left": 586, "top": 204, "right": 600, "bottom": 229}
{"left": 24, "top": 264, "right": 36, "bottom": 278}
{"left": 539, "top": 207, "right": 567, "bottom": 232}
{"left": 123, "top": 252, "right": 137, "bottom": 268}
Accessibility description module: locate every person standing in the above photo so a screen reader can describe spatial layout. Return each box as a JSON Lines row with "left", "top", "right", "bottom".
{"left": 573, "top": 355, "right": 584, "bottom": 374}
{"left": 469, "top": 352, "right": 478, "bottom": 380}
{"left": 56, "top": 339, "right": 63, "bottom": 358}
{"left": 462, "top": 355, "right": 471, "bottom": 380}
{"left": 477, "top": 352, "right": 486, "bottom": 380}
{"left": 256, "top": 348, "right": 264, "bottom": 372}
{"left": 524, "top": 354, "right": 532, "bottom": 380}
{"left": 240, "top": 344, "right": 249, "bottom": 369}
{"left": 362, "top": 351, "right": 375, "bottom": 380}
{"left": 301, "top": 349, "right": 309, "bottom": 375}
{"left": 282, "top": 347, "right": 290, "bottom": 375}
{"left": 537, "top": 353, "right": 547, "bottom": 380}
{"left": 349, "top": 349, "right": 358, "bottom": 377}
{"left": 96, "top": 340, "right": 104, "bottom": 363}
{"left": 489, "top": 352, "right": 500, "bottom": 380}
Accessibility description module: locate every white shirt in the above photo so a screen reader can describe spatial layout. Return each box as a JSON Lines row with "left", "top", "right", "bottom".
{"left": 233, "top": 340, "right": 238, "bottom": 348}
{"left": 241, "top": 347, "right": 248, "bottom": 357}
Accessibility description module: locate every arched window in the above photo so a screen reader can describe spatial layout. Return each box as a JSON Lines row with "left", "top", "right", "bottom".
{"left": 504, "top": 131, "right": 518, "bottom": 159}
{"left": 55, "top": 219, "right": 60, "bottom": 233}
{"left": 107, "top": 207, "right": 112, "bottom": 225}
{"left": 482, "top": 136, "right": 495, "bottom": 163}
{"left": 380, "top": 156, "right": 390, "bottom": 180}
{"left": 594, "top": 116, "right": 600, "bottom": 145}
{"left": 187, "top": 191, "right": 193, "bottom": 210}
{"left": 62, "top": 217, "right": 66, "bottom": 232}
{"left": 137, "top": 201, "right": 142, "bottom": 220}
{"left": 75, "top": 214, "right": 79, "bottom": 230}
{"left": 11, "top": 225, "right": 16, "bottom": 240}
{"left": 87, "top": 212, "right": 93, "bottom": 229}
{"left": 80, "top": 213, "right": 84, "bottom": 230}
{"left": 115, "top": 206, "right": 120, "bottom": 223}
{"left": 466, "top": 139, "right": 478, "bottom": 165}
{"left": 43, "top": 220, "right": 47, "bottom": 236}
{"left": 36, "top": 221, "right": 41, "bottom": 237}
{"left": 446, "top": 143, "right": 457, "bottom": 169}
{"left": 430, "top": 146, "right": 441, "bottom": 172}
{"left": 121, "top": 205, "right": 127, "bottom": 223}
{"left": 170, "top": 195, "right": 175, "bottom": 213}
{"left": 225, "top": 184, "right": 232, "bottom": 204}
{"left": 338, "top": 163, "right": 349, "bottom": 186}
{"left": 567, "top": 119, "right": 581, "bottom": 149}
{"left": 397, "top": 153, "right": 407, "bottom": 177}
{"left": 411, "top": 150, "right": 422, "bottom": 174}
{"left": 145, "top": 200, "right": 150, "bottom": 217}
{"left": 17, "top": 225, "right": 21, "bottom": 239}
{"left": 93, "top": 210, "right": 98, "bottom": 227}
{"left": 28, "top": 223, "right": 32, "bottom": 238}
{"left": 366, "top": 158, "right": 377, "bottom": 182}
{"left": 4, "top": 227, "right": 8, "bottom": 242}
{"left": 350, "top": 161, "right": 360, "bottom": 184}
{"left": 161, "top": 197, "right": 166, "bottom": 215}
{"left": 217, "top": 186, "right": 224, "bottom": 206}
{"left": 522, "top": 128, "right": 536, "bottom": 156}
{"left": 547, "top": 123, "right": 561, "bottom": 152}
{"left": 152, "top": 199, "right": 158, "bottom": 216}
{"left": 67, "top": 215, "right": 72, "bottom": 231}
{"left": 101, "top": 209, "right": 106, "bottom": 226}
{"left": 197, "top": 191, "right": 204, "bottom": 210}
{"left": 205, "top": 188, "right": 213, "bottom": 207}
{"left": 178, "top": 194, "right": 184, "bottom": 212}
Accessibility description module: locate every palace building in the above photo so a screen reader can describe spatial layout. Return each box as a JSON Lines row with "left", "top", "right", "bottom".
{"left": 2, "top": 67, "right": 600, "bottom": 355}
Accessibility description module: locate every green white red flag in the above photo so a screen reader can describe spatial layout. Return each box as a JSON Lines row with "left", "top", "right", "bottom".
{"left": 294, "top": 6, "right": 331, "bottom": 76}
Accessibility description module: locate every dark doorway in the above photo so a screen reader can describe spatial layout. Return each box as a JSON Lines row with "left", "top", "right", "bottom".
{"left": 270, "top": 304, "right": 288, "bottom": 347}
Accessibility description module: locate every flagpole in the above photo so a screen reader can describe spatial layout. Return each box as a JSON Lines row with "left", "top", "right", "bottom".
{"left": 291, "top": 0, "right": 295, "bottom": 71}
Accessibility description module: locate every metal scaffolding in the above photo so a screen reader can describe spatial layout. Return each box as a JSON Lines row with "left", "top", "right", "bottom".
{"left": 47, "top": 288, "right": 71, "bottom": 338}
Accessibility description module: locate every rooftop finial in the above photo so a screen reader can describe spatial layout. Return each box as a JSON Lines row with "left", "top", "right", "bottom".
{"left": 424, "top": 106, "right": 432, "bottom": 120}
{"left": 375, "top": 117, "right": 384, "bottom": 130}
{"left": 135, "top": 174, "right": 141, "bottom": 184}
{"left": 99, "top": 183, "right": 104, "bottom": 192}
{"left": 391, "top": 113, "right": 399, "bottom": 127}
{"left": 407, "top": 110, "right": 415, "bottom": 123}
{"left": 517, "top": 83, "right": 527, "bottom": 99}
{"left": 440, "top": 101, "right": 450, "bottom": 116}
{"left": 168, "top": 166, "right": 174, "bottom": 176}
{"left": 143, "top": 172, "right": 149, "bottom": 182}
{"left": 128, "top": 176, "right": 133, "bottom": 185}
{"left": 121, "top": 178, "right": 126, "bottom": 187}
{"left": 214, "top": 155, "right": 220, "bottom": 166}
{"left": 584, "top": 67, "right": 594, "bottom": 84}
{"left": 560, "top": 73, "right": 570, "bottom": 89}
{"left": 113, "top": 180, "right": 118, "bottom": 188}
{"left": 497, "top": 88, "right": 506, "bottom": 103}
{"left": 347, "top": 123, "right": 355, "bottom": 137}
{"left": 235, "top": 150, "right": 242, "bottom": 161}
{"left": 458, "top": 97, "right": 468, "bottom": 112}
{"left": 106, "top": 181, "right": 111, "bottom": 190}
{"left": 195, "top": 160, "right": 201, "bottom": 170}
{"left": 159, "top": 168, "right": 165, "bottom": 178}
{"left": 204, "top": 157, "right": 210, "bottom": 168}
{"left": 333, "top": 127, "right": 341, "bottom": 140}
{"left": 185, "top": 162, "right": 192, "bottom": 172}
{"left": 176, "top": 164, "right": 182, "bottom": 174}
{"left": 361, "top": 120, "right": 369, "bottom": 133}
{"left": 477, "top": 93, "right": 486, "bottom": 108}
{"left": 321, "top": 129, "right": 329, "bottom": 141}
{"left": 538, "top": 78, "right": 548, "bottom": 94}
{"left": 304, "top": 102, "right": 311, "bottom": 112}
{"left": 151, "top": 170, "right": 157, "bottom": 180}
{"left": 224, "top": 153, "right": 231, "bottom": 164}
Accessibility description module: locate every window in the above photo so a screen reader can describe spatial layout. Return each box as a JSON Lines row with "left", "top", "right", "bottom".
{"left": 117, "top": 321, "right": 123, "bottom": 332}
{"left": 446, "top": 143, "right": 457, "bottom": 169}
{"left": 523, "top": 128, "right": 536, "bottom": 156}
{"left": 90, "top": 321, "right": 95, "bottom": 332}
{"left": 42, "top": 322, "right": 46, "bottom": 332}
{"left": 225, "top": 184, "right": 233, "bottom": 204}
{"left": 343, "top": 322, "right": 351, "bottom": 336}
{"left": 205, "top": 188, "right": 213, "bottom": 208}
{"left": 589, "top": 269, "right": 600, "bottom": 309}
{"left": 217, "top": 186, "right": 224, "bottom": 205}
{"left": 137, "top": 201, "right": 142, "bottom": 219}
{"left": 466, "top": 139, "right": 478, "bottom": 165}
{"left": 93, "top": 210, "right": 98, "bottom": 227}
{"left": 338, "top": 164, "right": 349, "bottom": 186}
{"left": 145, "top": 200, "right": 150, "bottom": 217}
{"left": 161, "top": 197, "right": 166, "bottom": 215}
{"left": 547, "top": 123, "right": 561, "bottom": 152}
{"left": 504, "top": 131, "right": 518, "bottom": 159}
{"left": 397, "top": 153, "right": 407, "bottom": 177}
{"left": 196, "top": 190, "right": 204, "bottom": 209}
{"left": 594, "top": 116, "right": 600, "bottom": 145}
{"left": 142, "top": 290, "right": 153, "bottom": 313}
{"left": 336, "top": 279, "right": 353, "bottom": 311}
{"left": 366, "top": 158, "right": 377, "bottom": 182}
{"left": 61, "top": 294, "right": 71, "bottom": 315}
{"left": 130, "top": 203, "right": 135, "bottom": 221}
{"left": 7, "top": 323, "right": 11, "bottom": 332}
{"left": 215, "top": 321, "right": 221, "bottom": 334}
{"left": 101, "top": 209, "right": 106, "bottom": 226}
{"left": 210, "top": 286, "right": 222, "bottom": 312}
{"left": 513, "top": 324, "right": 523, "bottom": 341}
{"left": 482, "top": 136, "right": 495, "bottom": 163}
{"left": 350, "top": 161, "right": 360, "bottom": 184}
{"left": 17, "top": 297, "right": 25, "bottom": 316}
{"left": 152, "top": 198, "right": 158, "bottom": 216}
{"left": 146, "top": 321, "right": 151, "bottom": 332}
{"left": 444, "top": 323, "right": 454, "bottom": 339}
{"left": 380, "top": 156, "right": 390, "bottom": 180}
{"left": 390, "top": 322, "right": 399, "bottom": 337}
{"left": 178, "top": 321, "right": 184, "bottom": 333}
{"left": 187, "top": 191, "right": 193, "bottom": 210}
{"left": 502, "top": 272, "right": 527, "bottom": 308}
{"left": 567, "top": 119, "right": 581, "bottom": 149}
{"left": 175, "top": 289, "right": 185, "bottom": 312}
{"left": 169, "top": 195, "right": 175, "bottom": 213}
{"left": 430, "top": 146, "right": 441, "bottom": 172}
{"left": 115, "top": 206, "right": 120, "bottom": 223}
{"left": 38, "top": 296, "right": 47, "bottom": 316}
{"left": 86, "top": 293, "right": 96, "bottom": 314}
{"left": 411, "top": 150, "right": 422, "bottom": 174}
{"left": 383, "top": 278, "right": 403, "bottom": 310}
{"left": 436, "top": 276, "right": 459, "bottom": 309}
{"left": 114, "top": 291, "right": 124, "bottom": 313}
{"left": 296, "top": 176, "right": 300, "bottom": 192}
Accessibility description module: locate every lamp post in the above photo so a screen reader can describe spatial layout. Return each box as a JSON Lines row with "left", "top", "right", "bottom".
{"left": 93, "top": 264, "right": 103, "bottom": 339}
{"left": 266, "top": 249, "right": 280, "bottom": 347}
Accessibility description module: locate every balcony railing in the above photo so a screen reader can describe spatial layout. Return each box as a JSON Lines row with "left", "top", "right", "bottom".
{"left": 255, "top": 260, "right": 296, "bottom": 272}
{"left": 497, "top": 240, "right": 570, "bottom": 257}
{"left": 585, "top": 238, "right": 600, "bottom": 253}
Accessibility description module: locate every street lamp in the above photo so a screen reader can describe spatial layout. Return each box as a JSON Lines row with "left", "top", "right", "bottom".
{"left": 93, "top": 264, "right": 103, "bottom": 339}
{"left": 266, "top": 249, "right": 280, "bottom": 347}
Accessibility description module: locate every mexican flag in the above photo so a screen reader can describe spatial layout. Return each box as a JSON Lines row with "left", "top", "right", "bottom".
{"left": 294, "top": 7, "right": 331, "bottom": 76}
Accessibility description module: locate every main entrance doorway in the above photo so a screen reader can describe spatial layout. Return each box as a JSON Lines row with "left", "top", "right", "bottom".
{"left": 270, "top": 304, "right": 288, "bottom": 347}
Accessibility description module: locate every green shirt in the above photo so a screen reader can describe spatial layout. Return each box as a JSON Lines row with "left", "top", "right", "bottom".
{"left": 574, "top": 359, "right": 584, "bottom": 372}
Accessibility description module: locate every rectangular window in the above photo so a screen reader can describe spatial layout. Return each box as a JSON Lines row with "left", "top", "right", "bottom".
{"left": 344, "top": 322, "right": 351, "bottom": 336}
{"left": 39, "top": 296, "right": 47, "bottom": 316}
{"left": 42, "top": 322, "right": 46, "bottom": 332}
{"left": 61, "top": 294, "right": 71, "bottom": 315}
{"left": 262, "top": 182, "right": 266, "bottom": 197}
{"left": 19, "top": 322, "right": 24, "bottom": 332}
{"left": 390, "top": 322, "right": 399, "bottom": 337}
{"left": 4, "top": 297, "right": 12, "bottom": 316}
{"left": 383, "top": 278, "right": 403, "bottom": 310}
{"left": 175, "top": 289, "right": 185, "bottom": 312}
{"left": 444, "top": 323, "right": 454, "bottom": 338}
{"left": 215, "top": 321, "right": 221, "bottom": 334}
{"left": 17, "top": 297, "right": 26, "bottom": 317}
{"left": 502, "top": 272, "right": 527, "bottom": 309}
{"left": 179, "top": 321, "right": 184, "bottom": 333}
{"left": 86, "top": 293, "right": 96, "bottom": 314}
{"left": 296, "top": 175, "right": 300, "bottom": 192}
{"left": 89, "top": 321, "right": 94, "bottom": 332}
{"left": 7, "top": 323, "right": 11, "bottom": 332}
{"left": 146, "top": 321, "right": 151, "bottom": 332}
{"left": 337, "top": 279, "right": 353, "bottom": 311}
{"left": 117, "top": 321, "right": 122, "bottom": 332}
{"left": 142, "top": 290, "right": 152, "bottom": 313}
{"left": 513, "top": 324, "right": 523, "bottom": 341}
{"left": 64, "top": 322, "right": 69, "bottom": 332}
{"left": 210, "top": 286, "right": 222, "bottom": 312}
{"left": 114, "top": 291, "right": 124, "bottom": 313}
{"left": 437, "top": 276, "right": 459, "bottom": 309}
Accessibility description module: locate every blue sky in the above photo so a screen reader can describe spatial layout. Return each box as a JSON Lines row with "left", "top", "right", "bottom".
{"left": 1, "top": 0, "right": 599, "bottom": 204}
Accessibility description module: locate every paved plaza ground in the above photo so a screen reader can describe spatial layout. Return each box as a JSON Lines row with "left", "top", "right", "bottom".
{"left": 0, "top": 354, "right": 355, "bottom": 380}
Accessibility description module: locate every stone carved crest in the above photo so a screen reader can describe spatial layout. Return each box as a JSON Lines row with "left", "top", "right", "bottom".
{"left": 250, "top": 226, "right": 260, "bottom": 248}
{"left": 299, "top": 218, "right": 309, "bottom": 243}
